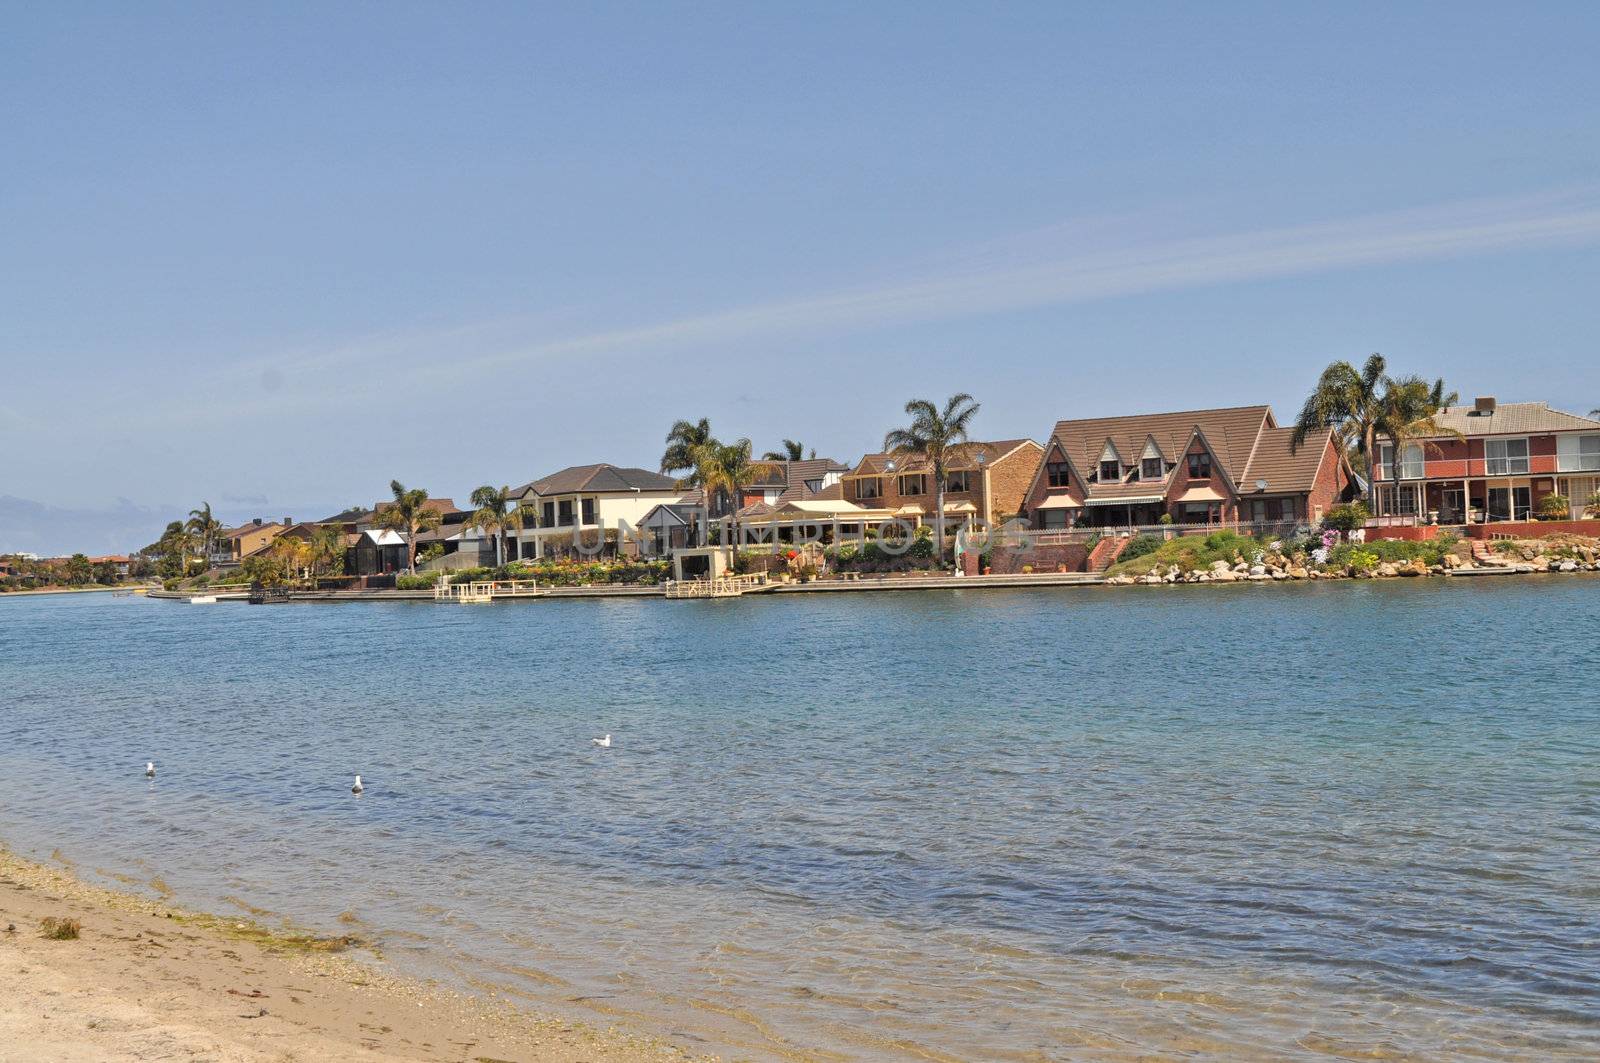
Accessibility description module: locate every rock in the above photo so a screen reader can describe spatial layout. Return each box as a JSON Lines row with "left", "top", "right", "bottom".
{"left": 1212, "top": 570, "right": 1238, "bottom": 582}
{"left": 1249, "top": 573, "right": 1271, "bottom": 581}
{"left": 1559, "top": 560, "right": 1579, "bottom": 572}
{"left": 1141, "top": 574, "right": 1162, "bottom": 585}
{"left": 1441, "top": 554, "right": 1461, "bottom": 569}
{"left": 1249, "top": 565, "right": 1267, "bottom": 576}
{"left": 1376, "top": 562, "right": 1398, "bottom": 577}
{"left": 1288, "top": 566, "right": 1308, "bottom": 579}
{"left": 1271, "top": 571, "right": 1289, "bottom": 580}
{"left": 1210, "top": 559, "right": 1230, "bottom": 571}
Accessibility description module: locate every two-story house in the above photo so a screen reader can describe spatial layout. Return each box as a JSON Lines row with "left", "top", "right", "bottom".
{"left": 509, "top": 464, "right": 685, "bottom": 559}
{"left": 838, "top": 439, "right": 1042, "bottom": 531}
{"left": 1023, "top": 405, "right": 1352, "bottom": 529}
{"left": 212, "top": 518, "right": 290, "bottom": 567}
{"left": 1372, "top": 398, "right": 1600, "bottom": 523}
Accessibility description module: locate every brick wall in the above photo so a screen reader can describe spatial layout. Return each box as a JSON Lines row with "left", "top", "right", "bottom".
{"left": 984, "top": 442, "right": 1042, "bottom": 523}
{"left": 985, "top": 542, "right": 1089, "bottom": 574}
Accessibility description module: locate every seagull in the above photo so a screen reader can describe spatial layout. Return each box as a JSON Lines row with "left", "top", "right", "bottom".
{"left": 145, "top": 761, "right": 156, "bottom": 778}
{"left": 592, "top": 734, "right": 612, "bottom": 748}
{"left": 351, "top": 775, "right": 364, "bottom": 795}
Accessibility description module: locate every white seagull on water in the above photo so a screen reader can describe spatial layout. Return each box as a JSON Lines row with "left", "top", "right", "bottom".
{"left": 145, "top": 761, "right": 156, "bottom": 778}
{"left": 592, "top": 734, "right": 612, "bottom": 748}
{"left": 351, "top": 775, "right": 365, "bottom": 795}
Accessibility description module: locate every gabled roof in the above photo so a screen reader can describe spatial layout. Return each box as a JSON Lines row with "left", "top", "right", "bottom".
{"left": 849, "top": 439, "right": 1036, "bottom": 477}
{"left": 1425, "top": 401, "right": 1600, "bottom": 437}
{"left": 512, "top": 464, "right": 679, "bottom": 498}
{"left": 1238, "top": 426, "right": 1336, "bottom": 495}
{"left": 315, "top": 507, "right": 371, "bottom": 525}
{"left": 220, "top": 521, "right": 284, "bottom": 540}
{"left": 1051, "top": 406, "right": 1272, "bottom": 483}
{"left": 373, "top": 498, "right": 456, "bottom": 516}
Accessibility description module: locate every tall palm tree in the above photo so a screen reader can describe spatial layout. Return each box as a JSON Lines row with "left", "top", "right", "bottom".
{"left": 762, "top": 439, "right": 813, "bottom": 462}
{"left": 372, "top": 480, "right": 441, "bottom": 574}
{"left": 1289, "top": 354, "right": 1392, "bottom": 507}
{"left": 692, "top": 438, "right": 755, "bottom": 549}
{"left": 1375, "top": 376, "right": 1461, "bottom": 515}
{"left": 466, "top": 485, "right": 523, "bottom": 567}
{"left": 186, "top": 502, "right": 223, "bottom": 569}
{"left": 1590, "top": 408, "right": 1600, "bottom": 419}
{"left": 662, "top": 418, "right": 714, "bottom": 482}
{"left": 883, "top": 393, "right": 982, "bottom": 565}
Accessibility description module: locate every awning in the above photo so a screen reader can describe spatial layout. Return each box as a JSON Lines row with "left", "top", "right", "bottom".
{"left": 895, "top": 504, "right": 925, "bottom": 516}
{"left": 1175, "top": 485, "right": 1226, "bottom": 503}
{"left": 1084, "top": 495, "right": 1164, "bottom": 507}
{"left": 1034, "top": 494, "right": 1082, "bottom": 510}
{"left": 942, "top": 501, "right": 978, "bottom": 514}
{"left": 362, "top": 529, "right": 406, "bottom": 547}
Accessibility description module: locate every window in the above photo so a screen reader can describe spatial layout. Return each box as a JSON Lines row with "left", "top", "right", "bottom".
{"left": 1380, "top": 484, "right": 1420, "bottom": 516}
{"left": 1046, "top": 462, "right": 1071, "bottom": 488}
{"left": 804, "top": 478, "right": 823, "bottom": 493}
{"left": 1378, "top": 443, "right": 1425, "bottom": 479}
{"left": 557, "top": 499, "right": 574, "bottom": 526}
{"left": 581, "top": 498, "right": 596, "bottom": 525}
{"left": 899, "top": 474, "right": 926, "bottom": 496}
{"left": 1039, "top": 508, "right": 1069, "bottom": 529}
{"left": 1186, "top": 452, "right": 1212, "bottom": 479}
{"left": 1485, "top": 438, "right": 1529, "bottom": 475}
{"left": 1140, "top": 457, "right": 1163, "bottom": 481}
{"left": 857, "top": 477, "right": 882, "bottom": 500}
{"left": 1557, "top": 434, "right": 1600, "bottom": 472}
{"left": 541, "top": 500, "right": 555, "bottom": 527}
{"left": 1099, "top": 460, "right": 1120, "bottom": 482}
{"left": 945, "top": 470, "right": 971, "bottom": 492}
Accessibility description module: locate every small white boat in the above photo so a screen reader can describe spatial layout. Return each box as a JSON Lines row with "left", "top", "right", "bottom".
{"left": 187, "top": 595, "right": 218, "bottom": 604}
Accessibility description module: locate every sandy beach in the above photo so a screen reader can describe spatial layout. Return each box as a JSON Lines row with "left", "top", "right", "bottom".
{"left": 0, "top": 847, "right": 708, "bottom": 1063}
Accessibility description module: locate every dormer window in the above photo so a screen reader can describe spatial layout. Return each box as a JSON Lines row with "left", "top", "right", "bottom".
{"left": 1099, "top": 459, "right": 1120, "bottom": 482}
{"left": 1187, "top": 452, "right": 1212, "bottom": 479}
{"left": 1046, "top": 461, "right": 1071, "bottom": 488}
{"left": 1140, "top": 457, "right": 1163, "bottom": 480}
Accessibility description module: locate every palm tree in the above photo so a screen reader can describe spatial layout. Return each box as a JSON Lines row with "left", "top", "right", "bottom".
{"left": 1289, "top": 354, "right": 1393, "bottom": 507}
{"left": 307, "top": 525, "right": 347, "bottom": 581}
{"left": 662, "top": 418, "right": 714, "bottom": 482}
{"left": 466, "top": 485, "right": 524, "bottom": 568}
{"left": 883, "top": 393, "right": 982, "bottom": 565}
{"left": 186, "top": 502, "right": 223, "bottom": 569}
{"left": 692, "top": 438, "right": 755, "bottom": 548}
{"left": 1374, "top": 376, "right": 1461, "bottom": 515}
{"left": 372, "top": 480, "right": 441, "bottom": 574}
{"left": 1590, "top": 408, "right": 1600, "bottom": 419}
{"left": 762, "top": 439, "right": 813, "bottom": 462}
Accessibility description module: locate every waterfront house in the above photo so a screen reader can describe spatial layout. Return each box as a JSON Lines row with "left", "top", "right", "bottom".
{"left": 212, "top": 519, "right": 290, "bottom": 567}
{"left": 1371, "top": 397, "right": 1600, "bottom": 524}
{"left": 839, "top": 439, "right": 1042, "bottom": 530}
{"left": 508, "top": 464, "right": 684, "bottom": 559}
{"left": 1022, "top": 405, "right": 1353, "bottom": 529}
{"left": 87, "top": 554, "right": 131, "bottom": 578}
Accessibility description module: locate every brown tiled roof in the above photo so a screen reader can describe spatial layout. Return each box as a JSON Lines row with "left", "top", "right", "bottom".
{"left": 1239, "top": 427, "right": 1333, "bottom": 495}
{"left": 512, "top": 464, "right": 678, "bottom": 497}
{"left": 808, "top": 481, "right": 845, "bottom": 501}
{"left": 1426, "top": 401, "right": 1600, "bottom": 437}
{"left": 1051, "top": 406, "right": 1272, "bottom": 482}
{"left": 851, "top": 439, "right": 1036, "bottom": 476}
{"left": 373, "top": 498, "right": 456, "bottom": 516}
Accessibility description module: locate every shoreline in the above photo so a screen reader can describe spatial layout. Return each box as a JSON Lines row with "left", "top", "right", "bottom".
{"left": 0, "top": 844, "right": 708, "bottom": 1063}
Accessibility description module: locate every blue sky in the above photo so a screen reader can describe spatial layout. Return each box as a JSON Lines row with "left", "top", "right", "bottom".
{"left": 3, "top": 2, "right": 1599, "bottom": 552}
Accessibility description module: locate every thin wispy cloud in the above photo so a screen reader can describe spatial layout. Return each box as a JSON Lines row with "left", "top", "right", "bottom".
{"left": 65, "top": 187, "right": 1600, "bottom": 430}
{"left": 432, "top": 187, "right": 1600, "bottom": 377}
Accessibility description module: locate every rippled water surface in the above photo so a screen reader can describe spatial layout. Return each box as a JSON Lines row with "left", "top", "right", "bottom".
{"left": 2, "top": 582, "right": 1599, "bottom": 1060}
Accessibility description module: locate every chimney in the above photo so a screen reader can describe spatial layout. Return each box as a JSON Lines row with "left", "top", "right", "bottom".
{"left": 253, "top": 517, "right": 263, "bottom": 526}
{"left": 1474, "top": 396, "right": 1496, "bottom": 416}
{"left": 282, "top": 516, "right": 292, "bottom": 527}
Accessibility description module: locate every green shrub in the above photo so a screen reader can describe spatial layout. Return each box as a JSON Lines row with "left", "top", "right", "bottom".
{"left": 1323, "top": 502, "right": 1370, "bottom": 533}
{"left": 396, "top": 574, "right": 439, "bottom": 590}
{"left": 1118, "top": 534, "right": 1163, "bottom": 564}
{"left": 1536, "top": 494, "right": 1570, "bottom": 520}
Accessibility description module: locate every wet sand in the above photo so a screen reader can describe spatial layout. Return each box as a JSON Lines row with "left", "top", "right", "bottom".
{"left": 0, "top": 847, "right": 709, "bottom": 1063}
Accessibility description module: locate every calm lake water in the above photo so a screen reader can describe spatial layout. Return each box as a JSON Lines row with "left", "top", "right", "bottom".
{"left": 2, "top": 582, "right": 1598, "bottom": 1061}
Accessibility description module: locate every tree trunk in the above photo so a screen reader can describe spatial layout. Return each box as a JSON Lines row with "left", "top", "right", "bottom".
{"left": 406, "top": 523, "right": 417, "bottom": 574}
{"left": 935, "top": 479, "right": 948, "bottom": 566}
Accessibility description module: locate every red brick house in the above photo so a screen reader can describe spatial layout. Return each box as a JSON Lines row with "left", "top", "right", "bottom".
{"left": 1371, "top": 397, "right": 1600, "bottom": 523}
{"left": 839, "top": 439, "right": 1043, "bottom": 529}
{"left": 1022, "top": 405, "right": 1353, "bottom": 529}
